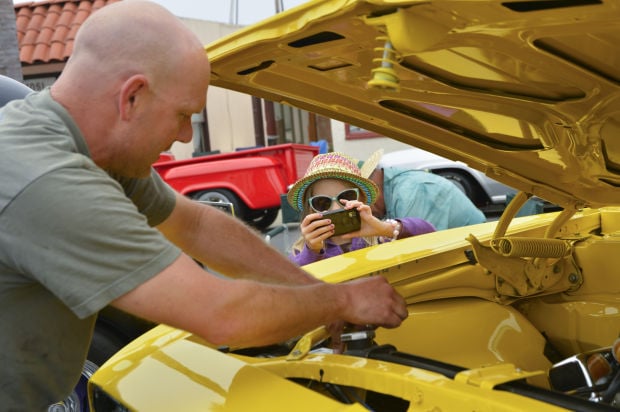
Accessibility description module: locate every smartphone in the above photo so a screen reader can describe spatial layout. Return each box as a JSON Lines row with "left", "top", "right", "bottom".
{"left": 322, "top": 208, "right": 361, "bottom": 236}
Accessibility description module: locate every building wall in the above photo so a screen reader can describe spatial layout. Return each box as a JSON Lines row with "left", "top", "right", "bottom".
{"left": 206, "top": 86, "right": 257, "bottom": 152}
{"left": 330, "top": 120, "right": 411, "bottom": 162}
{"left": 169, "top": 18, "right": 258, "bottom": 159}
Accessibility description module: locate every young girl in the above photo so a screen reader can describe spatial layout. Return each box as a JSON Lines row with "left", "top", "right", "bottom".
{"left": 287, "top": 152, "right": 436, "bottom": 265}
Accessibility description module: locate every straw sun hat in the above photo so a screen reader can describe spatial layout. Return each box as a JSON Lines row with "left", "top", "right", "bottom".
{"left": 287, "top": 152, "right": 380, "bottom": 212}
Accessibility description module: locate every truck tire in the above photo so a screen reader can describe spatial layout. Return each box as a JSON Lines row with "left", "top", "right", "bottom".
{"left": 247, "top": 207, "right": 279, "bottom": 230}
{"left": 192, "top": 189, "right": 246, "bottom": 220}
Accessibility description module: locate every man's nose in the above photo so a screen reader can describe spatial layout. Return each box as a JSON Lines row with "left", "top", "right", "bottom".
{"left": 176, "top": 122, "right": 193, "bottom": 143}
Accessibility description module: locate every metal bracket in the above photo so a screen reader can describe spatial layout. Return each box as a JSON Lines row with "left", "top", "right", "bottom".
{"left": 286, "top": 326, "right": 330, "bottom": 361}
{"left": 467, "top": 234, "right": 583, "bottom": 297}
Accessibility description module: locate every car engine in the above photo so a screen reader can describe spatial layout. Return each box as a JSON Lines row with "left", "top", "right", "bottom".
{"left": 550, "top": 338, "right": 620, "bottom": 408}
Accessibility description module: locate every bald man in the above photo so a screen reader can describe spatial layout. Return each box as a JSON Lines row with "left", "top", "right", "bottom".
{"left": 0, "top": 1, "right": 407, "bottom": 408}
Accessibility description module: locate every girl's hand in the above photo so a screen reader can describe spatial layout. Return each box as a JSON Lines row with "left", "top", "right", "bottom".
{"left": 339, "top": 200, "right": 394, "bottom": 239}
{"left": 300, "top": 212, "right": 334, "bottom": 252}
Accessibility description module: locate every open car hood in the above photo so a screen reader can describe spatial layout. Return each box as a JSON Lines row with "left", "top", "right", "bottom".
{"left": 87, "top": 5, "right": 620, "bottom": 409}
{"left": 207, "top": 0, "right": 620, "bottom": 211}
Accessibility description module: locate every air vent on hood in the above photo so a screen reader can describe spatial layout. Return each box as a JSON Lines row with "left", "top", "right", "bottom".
{"left": 237, "top": 60, "right": 274, "bottom": 76}
{"left": 288, "top": 31, "right": 344, "bottom": 48}
{"left": 502, "top": 0, "right": 601, "bottom": 12}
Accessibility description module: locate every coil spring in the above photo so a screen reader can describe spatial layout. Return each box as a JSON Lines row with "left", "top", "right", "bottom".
{"left": 491, "top": 237, "right": 571, "bottom": 258}
{"left": 367, "top": 35, "right": 400, "bottom": 91}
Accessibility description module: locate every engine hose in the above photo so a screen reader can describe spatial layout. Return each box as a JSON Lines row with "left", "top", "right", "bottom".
{"left": 601, "top": 369, "right": 620, "bottom": 404}
{"left": 599, "top": 338, "right": 620, "bottom": 404}
{"left": 491, "top": 237, "right": 571, "bottom": 258}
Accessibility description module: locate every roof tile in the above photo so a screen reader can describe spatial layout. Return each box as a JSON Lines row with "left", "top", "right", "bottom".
{"left": 14, "top": 0, "right": 122, "bottom": 65}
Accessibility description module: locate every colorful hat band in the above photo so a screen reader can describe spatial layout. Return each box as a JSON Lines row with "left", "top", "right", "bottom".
{"left": 292, "top": 175, "right": 376, "bottom": 212}
{"left": 288, "top": 152, "right": 379, "bottom": 212}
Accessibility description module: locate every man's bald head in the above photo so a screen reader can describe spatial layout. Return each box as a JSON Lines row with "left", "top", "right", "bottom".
{"left": 50, "top": 0, "right": 211, "bottom": 177}
{"left": 66, "top": 0, "right": 206, "bottom": 88}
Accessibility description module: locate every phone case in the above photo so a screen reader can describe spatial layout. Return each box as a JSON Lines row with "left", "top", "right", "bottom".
{"left": 322, "top": 208, "right": 361, "bottom": 236}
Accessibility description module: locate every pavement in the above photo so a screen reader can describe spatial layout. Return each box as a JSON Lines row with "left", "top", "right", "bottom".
{"left": 261, "top": 209, "right": 300, "bottom": 256}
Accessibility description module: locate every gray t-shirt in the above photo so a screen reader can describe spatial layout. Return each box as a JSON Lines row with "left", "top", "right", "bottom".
{"left": 0, "top": 89, "right": 181, "bottom": 409}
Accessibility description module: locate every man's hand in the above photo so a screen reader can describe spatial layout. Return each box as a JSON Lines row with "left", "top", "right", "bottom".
{"left": 341, "top": 276, "right": 408, "bottom": 328}
{"left": 327, "top": 276, "right": 407, "bottom": 353}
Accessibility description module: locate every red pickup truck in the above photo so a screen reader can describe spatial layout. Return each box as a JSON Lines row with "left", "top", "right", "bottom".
{"left": 154, "top": 143, "right": 319, "bottom": 229}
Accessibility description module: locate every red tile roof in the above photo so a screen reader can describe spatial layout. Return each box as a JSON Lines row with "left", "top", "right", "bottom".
{"left": 14, "top": 0, "right": 121, "bottom": 65}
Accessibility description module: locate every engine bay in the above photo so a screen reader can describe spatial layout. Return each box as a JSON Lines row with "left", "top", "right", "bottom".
{"left": 226, "top": 327, "right": 620, "bottom": 411}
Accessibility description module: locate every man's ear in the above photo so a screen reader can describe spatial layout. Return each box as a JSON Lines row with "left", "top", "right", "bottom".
{"left": 369, "top": 168, "right": 383, "bottom": 187}
{"left": 118, "top": 74, "right": 148, "bottom": 120}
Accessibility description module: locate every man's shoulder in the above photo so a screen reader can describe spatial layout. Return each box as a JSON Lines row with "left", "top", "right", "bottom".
{"left": 385, "top": 167, "right": 447, "bottom": 183}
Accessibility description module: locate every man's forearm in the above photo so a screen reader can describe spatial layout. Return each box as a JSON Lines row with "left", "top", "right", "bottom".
{"left": 202, "top": 213, "right": 317, "bottom": 284}
{"left": 159, "top": 195, "right": 317, "bottom": 285}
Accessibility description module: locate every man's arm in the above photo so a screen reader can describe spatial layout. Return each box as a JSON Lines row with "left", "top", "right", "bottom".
{"left": 112, "top": 253, "right": 407, "bottom": 348}
{"left": 157, "top": 193, "right": 316, "bottom": 285}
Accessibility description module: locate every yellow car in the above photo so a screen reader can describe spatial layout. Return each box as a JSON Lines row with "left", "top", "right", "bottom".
{"left": 89, "top": 0, "right": 620, "bottom": 410}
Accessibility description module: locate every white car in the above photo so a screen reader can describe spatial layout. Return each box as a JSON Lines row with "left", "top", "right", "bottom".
{"left": 380, "top": 147, "right": 516, "bottom": 210}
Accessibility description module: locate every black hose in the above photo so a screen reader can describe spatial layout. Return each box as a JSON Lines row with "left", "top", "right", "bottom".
{"left": 601, "top": 370, "right": 620, "bottom": 404}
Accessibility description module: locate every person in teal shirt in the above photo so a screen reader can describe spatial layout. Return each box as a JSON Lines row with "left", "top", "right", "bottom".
{"left": 367, "top": 166, "right": 487, "bottom": 230}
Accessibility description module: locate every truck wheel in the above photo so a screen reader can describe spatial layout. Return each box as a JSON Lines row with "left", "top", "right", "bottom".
{"left": 192, "top": 189, "right": 246, "bottom": 220}
{"left": 247, "top": 207, "right": 279, "bottom": 230}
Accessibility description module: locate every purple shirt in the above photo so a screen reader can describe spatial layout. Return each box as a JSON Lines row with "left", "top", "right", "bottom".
{"left": 289, "top": 217, "right": 435, "bottom": 265}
